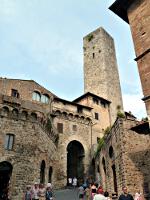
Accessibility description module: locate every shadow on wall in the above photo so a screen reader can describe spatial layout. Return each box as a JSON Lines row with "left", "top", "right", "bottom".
{"left": 129, "top": 149, "right": 150, "bottom": 199}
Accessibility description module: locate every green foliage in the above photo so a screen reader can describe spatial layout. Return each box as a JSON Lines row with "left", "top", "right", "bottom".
{"left": 94, "top": 137, "right": 105, "bottom": 158}
{"left": 104, "top": 126, "right": 111, "bottom": 135}
{"left": 117, "top": 111, "right": 125, "bottom": 118}
{"left": 141, "top": 117, "right": 148, "bottom": 122}
{"left": 45, "top": 118, "right": 52, "bottom": 131}
{"left": 87, "top": 34, "right": 94, "bottom": 42}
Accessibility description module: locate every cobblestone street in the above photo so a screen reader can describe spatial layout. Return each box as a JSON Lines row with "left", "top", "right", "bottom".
{"left": 55, "top": 188, "right": 83, "bottom": 200}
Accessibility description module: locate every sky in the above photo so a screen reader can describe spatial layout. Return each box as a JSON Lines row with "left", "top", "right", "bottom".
{"left": 0, "top": 0, "right": 147, "bottom": 119}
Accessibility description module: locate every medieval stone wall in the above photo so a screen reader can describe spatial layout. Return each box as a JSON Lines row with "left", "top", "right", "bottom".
{"left": 0, "top": 103, "right": 59, "bottom": 200}
{"left": 52, "top": 100, "right": 93, "bottom": 186}
{"left": 97, "top": 118, "right": 150, "bottom": 197}
{"left": 0, "top": 78, "right": 55, "bottom": 102}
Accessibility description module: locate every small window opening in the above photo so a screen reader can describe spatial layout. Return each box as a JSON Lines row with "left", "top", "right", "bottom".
{"left": 77, "top": 106, "right": 83, "bottom": 114}
{"left": 73, "top": 125, "right": 77, "bottom": 131}
{"left": 95, "top": 113, "right": 99, "bottom": 120}
{"left": 57, "top": 123, "right": 63, "bottom": 133}
{"left": 93, "top": 53, "right": 95, "bottom": 59}
{"left": 5, "top": 134, "right": 15, "bottom": 150}
{"left": 11, "top": 89, "right": 19, "bottom": 98}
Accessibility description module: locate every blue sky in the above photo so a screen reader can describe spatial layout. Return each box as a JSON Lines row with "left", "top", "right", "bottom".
{"left": 0, "top": 0, "right": 147, "bottom": 119}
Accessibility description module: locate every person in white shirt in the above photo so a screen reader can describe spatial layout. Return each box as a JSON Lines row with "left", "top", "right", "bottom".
{"left": 72, "top": 177, "right": 77, "bottom": 188}
{"left": 93, "top": 187, "right": 106, "bottom": 200}
{"left": 68, "top": 178, "right": 72, "bottom": 187}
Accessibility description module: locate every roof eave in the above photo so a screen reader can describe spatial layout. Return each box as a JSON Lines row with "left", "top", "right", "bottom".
{"left": 109, "top": 0, "right": 136, "bottom": 24}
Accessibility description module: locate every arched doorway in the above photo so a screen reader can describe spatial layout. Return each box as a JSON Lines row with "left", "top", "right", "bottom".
{"left": 48, "top": 167, "right": 53, "bottom": 183}
{"left": 40, "top": 160, "right": 46, "bottom": 184}
{"left": 0, "top": 161, "right": 12, "bottom": 198}
{"left": 67, "top": 140, "right": 85, "bottom": 185}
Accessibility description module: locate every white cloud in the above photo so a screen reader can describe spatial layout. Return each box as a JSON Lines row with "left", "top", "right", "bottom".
{"left": 122, "top": 93, "right": 147, "bottom": 120}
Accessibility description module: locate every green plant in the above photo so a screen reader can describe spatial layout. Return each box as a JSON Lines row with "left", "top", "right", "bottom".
{"left": 104, "top": 126, "right": 111, "bottom": 135}
{"left": 94, "top": 137, "right": 105, "bottom": 158}
{"left": 87, "top": 34, "right": 94, "bottom": 42}
{"left": 117, "top": 111, "right": 125, "bottom": 118}
{"left": 45, "top": 118, "right": 52, "bottom": 130}
{"left": 141, "top": 117, "right": 148, "bottom": 122}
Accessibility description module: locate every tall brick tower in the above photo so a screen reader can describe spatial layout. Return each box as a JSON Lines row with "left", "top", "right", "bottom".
{"left": 83, "top": 27, "right": 123, "bottom": 124}
{"left": 109, "top": 0, "right": 150, "bottom": 122}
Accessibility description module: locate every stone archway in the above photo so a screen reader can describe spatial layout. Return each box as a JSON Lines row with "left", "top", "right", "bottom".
{"left": 67, "top": 140, "right": 85, "bottom": 185}
{"left": 0, "top": 161, "right": 12, "bottom": 198}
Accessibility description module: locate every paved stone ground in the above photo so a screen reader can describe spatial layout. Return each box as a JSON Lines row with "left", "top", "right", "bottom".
{"left": 55, "top": 188, "right": 84, "bottom": 200}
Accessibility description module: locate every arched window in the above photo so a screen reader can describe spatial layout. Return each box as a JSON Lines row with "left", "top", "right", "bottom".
{"left": 32, "top": 91, "right": 41, "bottom": 101}
{"left": 48, "top": 167, "right": 53, "bottom": 183}
{"left": 12, "top": 108, "right": 19, "bottom": 117}
{"left": 41, "top": 94, "right": 49, "bottom": 104}
{"left": 31, "top": 112, "right": 37, "bottom": 121}
{"left": 4, "top": 134, "right": 15, "bottom": 150}
{"left": 1, "top": 106, "right": 9, "bottom": 116}
{"left": 109, "top": 146, "right": 114, "bottom": 159}
{"left": 102, "top": 157, "right": 106, "bottom": 174}
{"left": 40, "top": 160, "right": 46, "bottom": 184}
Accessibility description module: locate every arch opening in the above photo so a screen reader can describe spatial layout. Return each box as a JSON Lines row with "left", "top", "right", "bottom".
{"left": 67, "top": 140, "right": 85, "bottom": 185}
{"left": 48, "top": 166, "right": 53, "bottom": 183}
{"left": 40, "top": 160, "right": 46, "bottom": 184}
{"left": 0, "top": 161, "right": 13, "bottom": 198}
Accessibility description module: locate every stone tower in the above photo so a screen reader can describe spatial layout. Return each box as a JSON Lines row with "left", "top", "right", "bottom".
{"left": 83, "top": 27, "right": 123, "bottom": 124}
{"left": 109, "top": 0, "right": 150, "bottom": 122}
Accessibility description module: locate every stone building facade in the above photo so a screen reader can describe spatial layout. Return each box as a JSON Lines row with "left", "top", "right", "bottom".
{"left": 0, "top": 74, "right": 111, "bottom": 199}
{"left": 95, "top": 117, "right": 150, "bottom": 198}
{"left": 109, "top": 0, "right": 150, "bottom": 122}
{"left": 0, "top": 16, "right": 149, "bottom": 200}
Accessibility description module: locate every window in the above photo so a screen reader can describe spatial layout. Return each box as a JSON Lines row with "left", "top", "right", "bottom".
{"left": 77, "top": 106, "right": 83, "bottom": 113}
{"left": 93, "top": 53, "right": 95, "bottom": 59}
{"left": 41, "top": 94, "right": 49, "bottom": 104}
{"left": 95, "top": 113, "right": 99, "bottom": 120}
{"left": 73, "top": 125, "right": 77, "bottom": 131}
{"left": 4, "top": 134, "right": 14, "bottom": 150}
{"left": 57, "top": 123, "right": 63, "bottom": 133}
{"left": 32, "top": 91, "right": 41, "bottom": 101}
{"left": 93, "top": 98, "right": 98, "bottom": 105}
{"left": 11, "top": 89, "right": 19, "bottom": 98}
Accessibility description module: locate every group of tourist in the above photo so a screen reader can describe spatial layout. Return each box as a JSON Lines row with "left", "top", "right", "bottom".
{"left": 78, "top": 182, "right": 110, "bottom": 200}
{"left": 77, "top": 183, "right": 143, "bottom": 200}
{"left": 23, "top": 182, "right": 54, "bottom": 200}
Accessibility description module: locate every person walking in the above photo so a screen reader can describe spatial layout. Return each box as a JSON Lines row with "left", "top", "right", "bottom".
{"left": 134, "top": 191, "right": 143, "bottom": 200}
{"left": 93, "top": 187, "right": 105, "bottom": 200}
{"left": 72, "top": 177, "right": 77, "bottom": 188}
{"left": 85, "top": 185, "right": 91, "bottom": 200}
{"left": 39, "top": 184, "right": 45, "bottom": 200}
{"left": 23, "top": 185, "right": 32, "bottom": 200}
{"left": 45, "top": 183, "right": 54, "bottom": 200}
{"left": 31, "top": 182, "right": 40, "bottom": 200}
{"left": 119, "top": 187, "right": 134, "bottom": 200}
{"left": 78, "top": 184, "right": 85, "bottom": 200}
